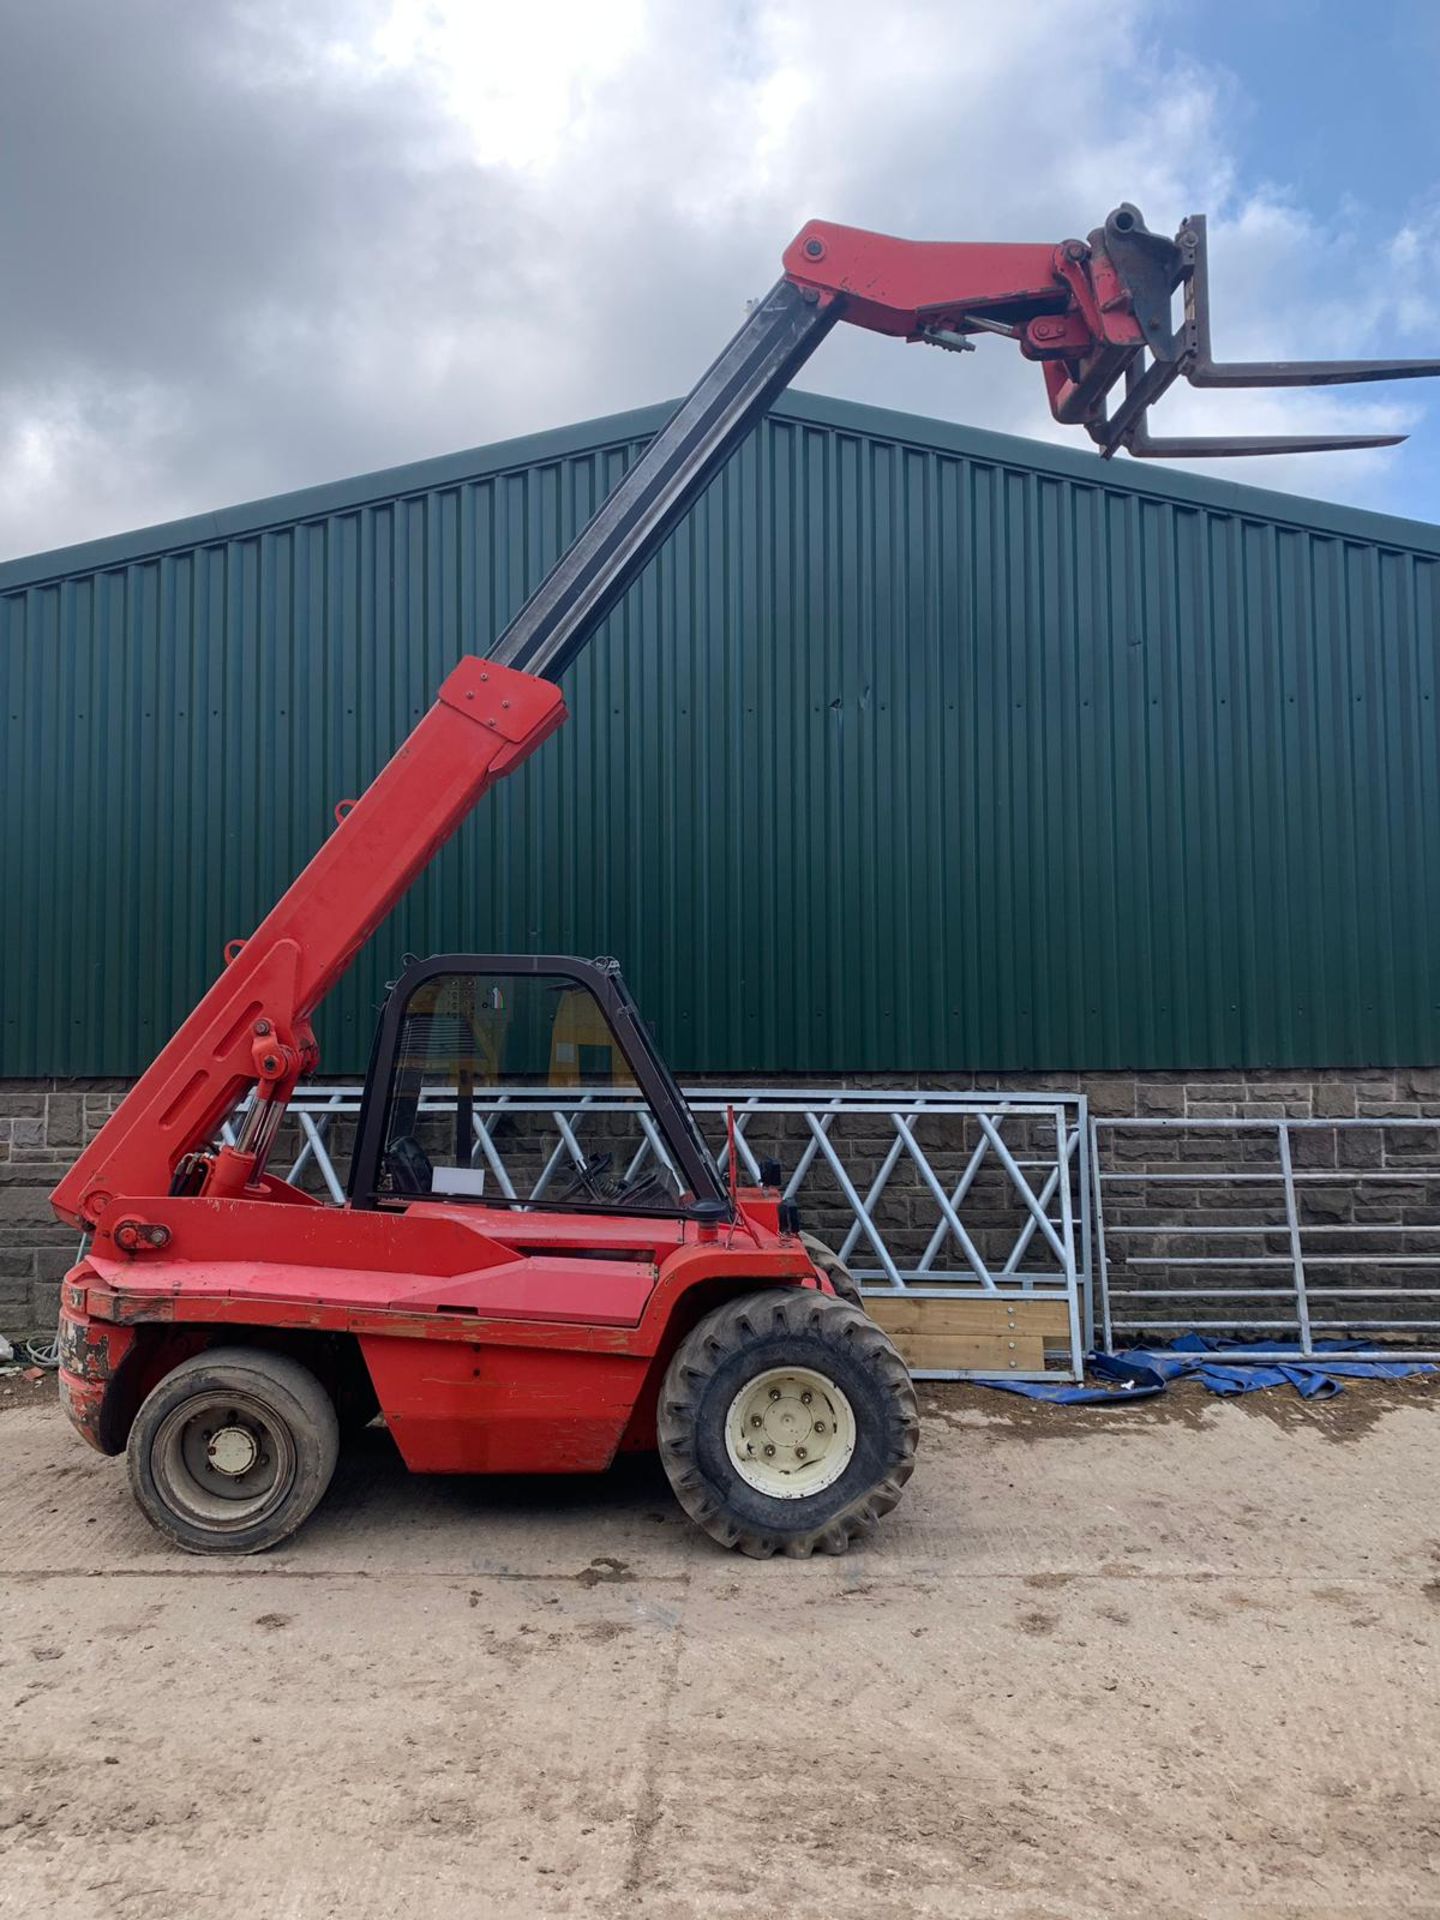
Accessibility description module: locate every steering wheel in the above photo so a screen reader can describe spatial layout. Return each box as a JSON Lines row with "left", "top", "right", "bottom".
{"left": 557, "top": 1152, "right": 679, "bottom": 1208}
{"left": 558, "top": 1152, "right": 615, "bottom": 1202}
{"left": 384, "top": 1134, "right": 433, "bottom": 1196}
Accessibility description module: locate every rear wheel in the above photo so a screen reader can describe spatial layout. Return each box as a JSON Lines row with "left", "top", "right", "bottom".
{"left": 126, "top": 1347, "right": 339, "bottom": 1555}
{"left": 658, "top": 1289, "right": 918, "bottom": 1558}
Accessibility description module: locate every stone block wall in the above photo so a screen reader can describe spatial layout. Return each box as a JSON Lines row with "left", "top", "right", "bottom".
{"left": 5, "top": 1067, "right": 1440, "bottom": 1337}
{"left": 0, "top": 1082, "right": 131, "bottom": 1333}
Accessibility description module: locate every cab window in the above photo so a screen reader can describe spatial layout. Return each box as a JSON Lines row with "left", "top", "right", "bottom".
{"left": 376, "top": 970, "right": 691, "bottom": 1213}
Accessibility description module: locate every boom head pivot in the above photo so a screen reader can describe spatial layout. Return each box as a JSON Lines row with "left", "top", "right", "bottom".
{"left": 783, "top": 205, "right": 1440, "bottom": 459}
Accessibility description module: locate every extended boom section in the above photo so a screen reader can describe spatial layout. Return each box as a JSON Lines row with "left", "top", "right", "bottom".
{"left": 487, "top": 277, "right": 839, "bottom": 681}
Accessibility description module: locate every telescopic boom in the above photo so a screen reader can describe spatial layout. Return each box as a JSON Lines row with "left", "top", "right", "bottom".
{"left": 52, "top": 206, "right": 1438, "bottom": 1228}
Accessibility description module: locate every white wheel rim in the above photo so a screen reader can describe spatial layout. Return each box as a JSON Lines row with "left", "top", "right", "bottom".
{"left": 724, "top": 1366, "right": 857, "bottom": 1500}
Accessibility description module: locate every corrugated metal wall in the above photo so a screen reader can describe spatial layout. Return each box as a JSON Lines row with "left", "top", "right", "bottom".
{"left": 3, "top": 392, "right": 1439, "bottom": 1076}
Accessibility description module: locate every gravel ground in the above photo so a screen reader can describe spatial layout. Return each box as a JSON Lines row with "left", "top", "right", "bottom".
{"left": 1, "top": 1374, "right": 1438, "bottom": 1918}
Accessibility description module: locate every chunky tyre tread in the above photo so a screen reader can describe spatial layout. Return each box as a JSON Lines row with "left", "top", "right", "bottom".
{"left": 659, "top": 1289, "right": 918, "bottom": 1559}
{"left": 800, "top": 1232, "right": 866, "bottom": 1311}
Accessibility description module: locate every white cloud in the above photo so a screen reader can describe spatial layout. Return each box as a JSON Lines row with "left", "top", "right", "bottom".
{"left": 368, "top": 0, "right": 651, "bottom": 172}
{"left": 1, "top": 0, "right": 1436, "bottom": 562}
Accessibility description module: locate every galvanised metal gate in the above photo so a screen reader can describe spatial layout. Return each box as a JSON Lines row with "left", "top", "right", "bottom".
{"left": 225, "top": 1085, "right": 1090, "bottom": 1380}
{"left": 1092, "top": 1115, "right": 1440, "bottom": 1361}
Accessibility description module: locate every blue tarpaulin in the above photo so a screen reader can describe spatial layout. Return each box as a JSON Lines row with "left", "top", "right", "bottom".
{"left": 973, "top": 1335, "right": 1434, "bottom": 1405}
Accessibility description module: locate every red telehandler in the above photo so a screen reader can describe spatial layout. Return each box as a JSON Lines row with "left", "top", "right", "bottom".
{"left": 51, "top": 207, "right": 1439, "bottom": 1556}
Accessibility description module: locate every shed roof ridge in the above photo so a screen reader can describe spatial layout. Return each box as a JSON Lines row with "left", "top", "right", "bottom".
{"left": 3, "top": 388, "right": 1438, "bottom": 592}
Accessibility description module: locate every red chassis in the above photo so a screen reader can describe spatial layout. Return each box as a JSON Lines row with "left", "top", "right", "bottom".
{"left": 50, "top": 204, "right": 1437, "bottom": 1556}
{"left": 59, "top": 1190, "right": 818, "bottom": 1477}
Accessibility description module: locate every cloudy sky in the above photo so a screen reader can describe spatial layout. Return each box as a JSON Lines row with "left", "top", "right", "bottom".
{"left": 2, "top": 0, "right": 1438, "bottom": 562}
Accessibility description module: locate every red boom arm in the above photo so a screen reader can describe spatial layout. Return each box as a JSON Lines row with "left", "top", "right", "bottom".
{"left": 51, "top": 662, "right": 564, "bottom": 1228}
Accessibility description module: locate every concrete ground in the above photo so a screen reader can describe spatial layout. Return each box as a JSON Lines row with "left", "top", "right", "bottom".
{"left": 1, "top": 1374, "right": 1438, "bottom": 1920}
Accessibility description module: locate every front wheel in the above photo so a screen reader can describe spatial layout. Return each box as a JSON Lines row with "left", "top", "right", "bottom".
{"left": 800, "top": 1231, "right": 866, "bottom": 1309}
{"left": 658, "top": 1290, "right": 918, "bottom": 1558}
{"left": 126, "top": 1347, "right": 339, "bottom": 1555}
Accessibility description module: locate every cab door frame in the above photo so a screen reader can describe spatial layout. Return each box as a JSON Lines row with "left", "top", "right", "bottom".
{"left": 347, "top": 953, "right": 730, "bottom": 1216}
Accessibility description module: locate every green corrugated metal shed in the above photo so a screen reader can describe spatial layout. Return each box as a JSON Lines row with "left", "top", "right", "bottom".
{"left": 3, "top": 391, "right": 1439, "bottom": 1077}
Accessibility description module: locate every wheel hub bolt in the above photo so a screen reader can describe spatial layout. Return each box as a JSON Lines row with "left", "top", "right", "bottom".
{"left": 796, "top": 1447, "right": 808, "bottom": 1460}
{"left": 769, "top": 1388, "right": 781, "bottom": 1401}
{"left": 801, "top": 1390, "right": 812, "bottom": 1404}
{"left": 750, "top": 1414, "right": 763, "bottom": 1429}
{"left": 764, "top": 1444, "right": 776, "bottom": 1457}
{"left": 814, "top": 1420, "right": 826, "bottom": 1433}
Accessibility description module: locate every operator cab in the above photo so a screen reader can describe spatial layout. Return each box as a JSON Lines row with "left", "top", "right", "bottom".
{"left": 348, "top": 955, "right": 729, "bottom": 1218}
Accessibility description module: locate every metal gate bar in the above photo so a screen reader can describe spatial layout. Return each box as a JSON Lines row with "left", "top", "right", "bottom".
{"left": 1091, "top": 1115, "right": 1440, "bottom": 1361}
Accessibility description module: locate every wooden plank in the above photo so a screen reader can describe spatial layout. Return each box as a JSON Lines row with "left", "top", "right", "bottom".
{"left": 883, "top": 1331, "right": 1048, "bottom": 1372}
{"left": 866, "top": 1296, "right": 1071, "bottom": 1338}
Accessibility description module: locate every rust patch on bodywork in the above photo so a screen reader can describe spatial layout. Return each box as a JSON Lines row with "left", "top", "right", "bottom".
{"left": 57, "top": 1283, "right": 138, "bottom": 1452}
